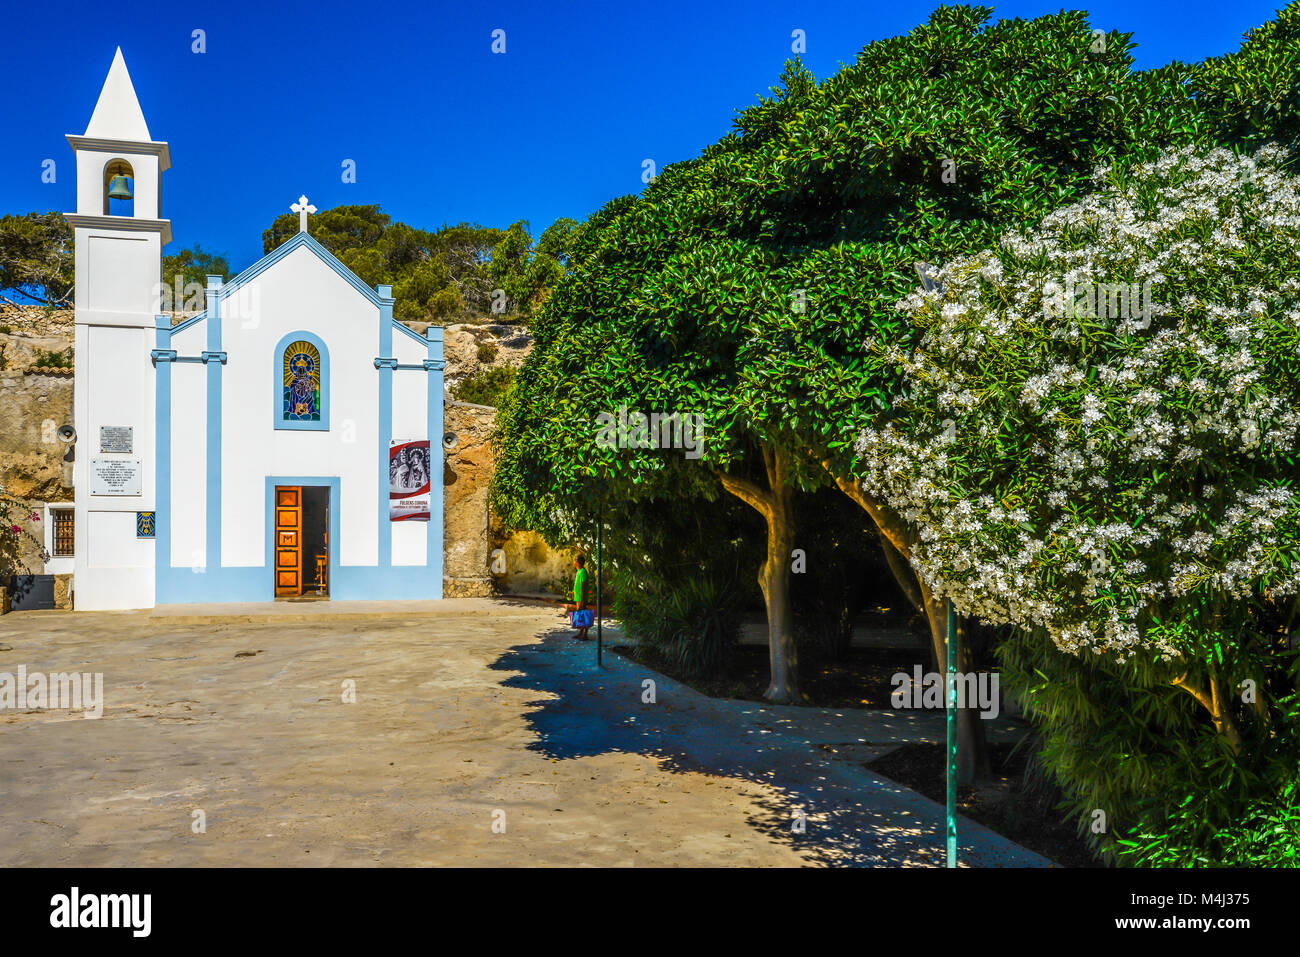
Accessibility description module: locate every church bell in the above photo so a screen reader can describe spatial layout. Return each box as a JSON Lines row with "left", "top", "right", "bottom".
{"left": 107, "top": 173, "right": 133, "bottom": 201}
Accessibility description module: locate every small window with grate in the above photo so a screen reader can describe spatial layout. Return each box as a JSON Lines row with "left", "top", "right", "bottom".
{"left": 52, "top": 509, "right": 74, "bottom": 557}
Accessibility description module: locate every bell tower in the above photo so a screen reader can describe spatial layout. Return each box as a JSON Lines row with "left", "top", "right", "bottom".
{"left": 63, "top": 47, "right": 171, "bottom": 610}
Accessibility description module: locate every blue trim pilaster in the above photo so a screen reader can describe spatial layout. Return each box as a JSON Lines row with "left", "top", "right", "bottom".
{"left": 205, "top": 275, "right": 223, "bottom": 576}
{"left": 154, "top": 314, "right": 173, "bottom": 601}
{"left": 426, "top": 325, "right": 445, "bottom": 599}
{"left": 377, "top": 285, "right": 395, "bottom": 571}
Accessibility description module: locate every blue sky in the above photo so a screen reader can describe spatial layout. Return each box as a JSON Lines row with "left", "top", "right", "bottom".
{"left": 6, "top": 0, "right": 1285, "bottom": 272}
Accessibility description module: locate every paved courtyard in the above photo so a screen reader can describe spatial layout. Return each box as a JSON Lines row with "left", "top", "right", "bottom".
{"left": 0, "top": 600, "right": 1050, "bottom": 866}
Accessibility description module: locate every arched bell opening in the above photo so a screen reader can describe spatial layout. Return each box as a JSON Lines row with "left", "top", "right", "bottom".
{"left": 103, "top": 158, "right": 135, "bottom": 217}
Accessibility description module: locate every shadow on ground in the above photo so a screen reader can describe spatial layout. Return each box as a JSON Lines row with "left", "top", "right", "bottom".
{"left": 489, "top": 627, "right": 1051, "bottom": 868}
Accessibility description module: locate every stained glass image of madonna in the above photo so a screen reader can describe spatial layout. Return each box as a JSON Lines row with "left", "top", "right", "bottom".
{"left": 283, "top": 341, "right": 321, "bottom": 422}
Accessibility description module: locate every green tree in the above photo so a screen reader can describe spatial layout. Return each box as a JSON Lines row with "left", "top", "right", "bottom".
{"left": 262, "top": 205, "right": 572, "bottom": 324}
{"left": 0, "top": 212, "right": 73, "bottom": 306}
{"left": 487, "top": 219, "right": 581, "bottom": 319}
{"left": 798, "top": 3, "right": 1300, "bottom": 780}
{"left": 161, "top": 244, "right": 230, "bottom": 289}
{"left": 493, "top": 189, "right": 820, "bottom": 702}
{"left": 262, "top": 204, "right": 390, "bottom": 257}
{"left": 492, "top": 3, "right": 1300, "bottom": 762}
{"left": 495, "top": 7, "right": 1187, "bottom": 716}
{"left": 535, "top": 218, "right": 578, "bottom": 263}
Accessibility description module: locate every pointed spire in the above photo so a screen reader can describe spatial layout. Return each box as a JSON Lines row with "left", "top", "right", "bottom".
{"left": 84, "top": 47, "right": 152, "bottom": 141}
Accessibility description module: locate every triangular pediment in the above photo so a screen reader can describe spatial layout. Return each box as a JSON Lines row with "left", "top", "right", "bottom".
{"left": 219, "top": 231, "right": 385, "bottom": 307}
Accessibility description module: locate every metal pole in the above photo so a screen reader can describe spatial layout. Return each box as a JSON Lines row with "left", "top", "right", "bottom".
{"left": 596, "top": 516, "right": 603, "bottom": 667}
{"left": 946, "top": 598, "right": 957, "bottom": 868}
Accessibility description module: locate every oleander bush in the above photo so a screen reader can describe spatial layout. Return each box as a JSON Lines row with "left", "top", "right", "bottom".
{"left": 0, "top": 492, "right": 44, "bottom": 578}
{"left": 883, "top": 145, "right": 1300, "bottom": 863}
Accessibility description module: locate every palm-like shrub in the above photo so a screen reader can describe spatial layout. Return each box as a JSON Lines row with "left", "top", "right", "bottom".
{"left": 614, "top": 574, "right": 741, "bottom": 679}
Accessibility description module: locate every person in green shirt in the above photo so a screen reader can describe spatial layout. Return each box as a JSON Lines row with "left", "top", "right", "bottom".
{"left": 568, "top": 555, "right": 592, "bottom": 640}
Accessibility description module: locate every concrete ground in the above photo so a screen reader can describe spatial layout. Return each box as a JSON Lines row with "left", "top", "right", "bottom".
{"left": 0, "top": 600, "right": 1051, "bottom": 867}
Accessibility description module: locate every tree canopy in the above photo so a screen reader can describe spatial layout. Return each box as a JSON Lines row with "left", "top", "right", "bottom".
{"left": 161, "top": 244, "right": 231, "bottom": 290}
{"left": 491, "top": 5, "right": 1235, "bottom": 707}
{"left": 0, "top": 212, "right": 73, "bottom": 307}
{"left": 262, "top": 204, "right": 572, "bottom": 323}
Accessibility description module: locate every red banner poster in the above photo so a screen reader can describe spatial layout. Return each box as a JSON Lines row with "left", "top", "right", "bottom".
{"left": 389, "top": 439, "right": 431, "bottom": 521}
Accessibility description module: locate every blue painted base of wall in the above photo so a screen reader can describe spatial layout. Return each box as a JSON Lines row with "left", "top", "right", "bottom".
{"left": 156, "top": 563, "right": 442, "bottom": 603}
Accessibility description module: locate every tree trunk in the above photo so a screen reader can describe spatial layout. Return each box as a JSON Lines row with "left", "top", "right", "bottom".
{"left": 917, "top": 577, "right": 991, "bottom": 785}
{"left": 824, "top": 461, "right": 990, "bottom": 783}
{"left": 759, "top": 476, "right": 799, "bottom": 702}
{"left": 1172, "top": 668, "right": 1244, "bottom": 755}
{"left": 718, "top": 444, "right": 802, "bottom": 704}
{"left": 879, "top": 530, "right": 925, "bottom": 617}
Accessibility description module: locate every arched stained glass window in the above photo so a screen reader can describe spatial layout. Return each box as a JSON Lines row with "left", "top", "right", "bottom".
{"left": 283, "top": 340, "right": 321, "bottom": 422}
{"left": 273, "top": 331, "right": 329, "bottom": 431}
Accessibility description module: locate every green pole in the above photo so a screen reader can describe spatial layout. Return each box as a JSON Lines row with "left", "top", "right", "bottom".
{"left": 596, "top": 516, "right": 603, "bottom": 667}
{"left": 946, "top": 598, "right": 957, "bottom": 868}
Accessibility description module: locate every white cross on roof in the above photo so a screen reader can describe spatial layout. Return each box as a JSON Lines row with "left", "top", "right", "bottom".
{"left": 290, "top": 194, "right": 317, "bottom": 233}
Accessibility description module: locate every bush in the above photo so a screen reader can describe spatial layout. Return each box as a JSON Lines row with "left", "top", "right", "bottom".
{"left": 615, "top": 574, "right": 741, "bottom": 679}
{"left": 877, "top": 145, "right": 1300, "bottom": 662}
{"left": 999, "top": 609, "right": 1300, "bottom": 865}
{"left": 0, "top": 494, "right": 44, "bottom": 577}
{"left": 32, "top": 347, "right": 71, "bottom": 368}
{"left": 1118, "top": 777, "right": 1300, "bottom": 866}
{"left": 904, "top": 145, "right": 1300, "bottom": 866}
{"left": 452, "top": 366, "right": 515, "bottom": 407}
{"left": 476, "top": 342, "right": 499, "bottom": 363}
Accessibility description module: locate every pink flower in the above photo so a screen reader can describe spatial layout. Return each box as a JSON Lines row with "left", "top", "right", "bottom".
{"left": 9, "top": 525, "right": 20, "bottom": 534}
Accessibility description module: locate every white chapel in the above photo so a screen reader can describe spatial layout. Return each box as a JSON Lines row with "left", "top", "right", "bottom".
{"left": 65, "top": 49, "right": 446, "bottom": 610}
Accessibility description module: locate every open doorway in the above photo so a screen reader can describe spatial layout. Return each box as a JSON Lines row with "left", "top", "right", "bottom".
{"left": 273, "top": 485, "right": 330, "bottom": 598}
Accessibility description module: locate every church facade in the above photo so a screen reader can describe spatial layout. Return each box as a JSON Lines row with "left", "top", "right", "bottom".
{"left": 65, "top": 49, "right": 445, "bottom": 610}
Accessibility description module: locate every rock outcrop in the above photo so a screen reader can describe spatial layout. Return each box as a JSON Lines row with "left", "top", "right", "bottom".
{"left": 0, "top": 310, "right": 76, "bottom": 574}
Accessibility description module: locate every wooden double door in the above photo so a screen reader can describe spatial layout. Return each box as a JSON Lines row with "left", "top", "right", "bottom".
{"left": 274, "top": 486, "right": 329, "bottom": 597}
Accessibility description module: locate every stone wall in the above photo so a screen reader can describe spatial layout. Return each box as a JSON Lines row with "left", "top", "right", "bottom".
{"left": 495, "top": 527, "right": 574, "bottom": 598}
{"left": 0, "top": 308, "right": 76, "bottom": 498}
{"left": 441, "top": 399, "right": 573, "bottom": 600}
{"left": 0, "top": 368, "right": 74, "bottom": 499}
{"left": 1, "top": 307, "right": 76, "bottom": 579}
{"left": 442, "top": 401, "right": 496, "bottom": 597}
{"left": 402, "top": 320, "right": 533, "bottom": 393}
